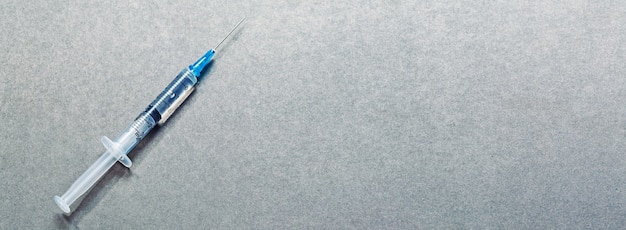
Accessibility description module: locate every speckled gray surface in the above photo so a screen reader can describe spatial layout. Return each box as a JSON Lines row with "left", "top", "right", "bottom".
{"left": 2, "top": 0, "right": 626, "bottom": 228}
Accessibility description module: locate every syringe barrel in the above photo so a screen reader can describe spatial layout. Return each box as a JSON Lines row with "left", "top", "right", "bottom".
{"left": 144, "top": 68, "right": 198, "bottom": 126}
{"left": 54, "top": 68, "right": 199, "bottom": 213}
{"left": 115, "top": 68, "right": 198, "bottom": 152}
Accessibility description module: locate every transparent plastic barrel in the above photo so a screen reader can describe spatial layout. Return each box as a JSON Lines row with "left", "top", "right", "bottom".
{"left": 54, "top": 68, "right": 198, "bottom": 213}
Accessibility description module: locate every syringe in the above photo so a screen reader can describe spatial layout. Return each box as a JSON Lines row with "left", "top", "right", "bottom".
{"left": 54, "top": 16, "right": 246, "bottom": 214}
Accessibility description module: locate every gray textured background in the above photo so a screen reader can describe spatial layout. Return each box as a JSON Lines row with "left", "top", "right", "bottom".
{"left": 2, "top": 0, "right": 626, "bottom": 228}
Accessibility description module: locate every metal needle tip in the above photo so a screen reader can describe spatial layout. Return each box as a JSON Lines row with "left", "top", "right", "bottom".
{"left": 214, "top": 15, "right": 247, "bottom": 51}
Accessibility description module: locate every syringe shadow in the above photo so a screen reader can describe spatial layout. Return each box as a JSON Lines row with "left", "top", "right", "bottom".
{"left": 54, "top": 125, "right": 164, "bottom": 227}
